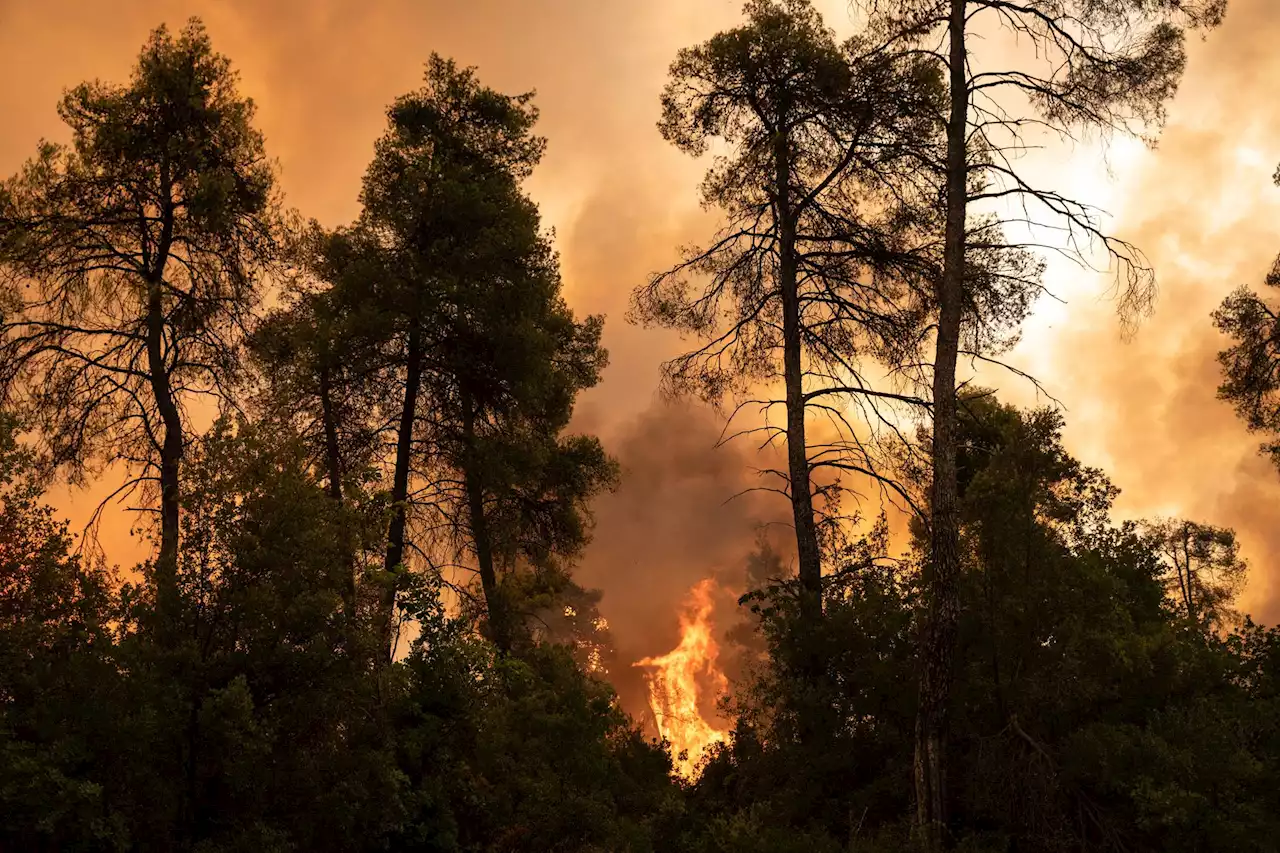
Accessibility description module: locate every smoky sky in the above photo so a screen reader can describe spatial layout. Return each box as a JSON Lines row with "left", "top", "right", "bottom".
{"left": 575, "top": 403, "right": 792, "bottom": 657}
{"left": 2, "top": 0, "right": 1280, "bottom": 639}
{"left": 1025, "top": 0, "right": 1280, "bottom": 622}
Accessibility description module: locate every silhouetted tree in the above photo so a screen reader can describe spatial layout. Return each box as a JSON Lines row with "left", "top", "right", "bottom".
{"left": 405, "top": 155, "right": 616, "bottom": 654}
{"left": 633, "top": 0, "right": 942, "bottom": 630}
{"left": 352, "top": 56, "right": 547, "bottom": 657}
{"left": 248, "top": 225, "right": 392, "bottom": 619}
{"left": 157, "top": 419, "right": 398, "bottom": 849}
{"left": 422, "top": 263, "right": 617, "bottom": 654}
{"left": 0, "top": 19, "right": 277, "bottom": 606}
{"left": 357, "top": 56, "right": 614, "bottom": 657}
{"left": 0, "top": 413, "right": 119, "bottom": 849}
{"left": 690, "top": 396, "right": 1277, "bottom": 852}
{"left": 1214, "top": 250, "right": 1280, "bottom": 469}
{"left": 248, "top": 224, "right": 387, "bottom": 507}
{"left": 1143, "top": 518, "right": 1246, "bottom": 629}
{"left": 852, "top": 0, "right": 1227, "bottom": 841}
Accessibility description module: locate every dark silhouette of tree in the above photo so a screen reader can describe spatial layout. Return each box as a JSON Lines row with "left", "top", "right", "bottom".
{"left": 247, "top": 225, "right": 393, "bottom": 620}
{"left": 689, "top": 396, "right": 1277, "bottom": 852}
{"left": 248, "top": 225, "right": 386, "bottom": 507}
{"left": 635, "top": 1, "right": 1043, "bottom": 756}
{"left": 1214, "top": 249, "right": 1280, "bottom": 469}
{"left": 400, "top": 140, "right": 615, "bottom": 655}
{"left": 160, "top": 419, "right": 397, "bottom": 848}
{"left": 632, "top": 0, "right": 942, "bottom": 630}
{"left": 418, "top": 231, "right": 617, "bottom": 653}
{"left": 254, "top": 287, "right": 352, "bottom": 502}
{"left": 356, "top": 56, "right": 614, "bottom": 657}
{"left": 0, "top": 19, "right": 278, "bottom": 606}
{"left": 0, "top": 412, "right": 120, "bottom": 850}
{"left": 353, "top": 55, "right": 546, "bottom": 658}
{"left": 851, "top": 0, "right": 1228, "bottom": 842}
{"left": 0, "top": 403, "right": 669, "bottom": 851}
{"left": 1143, "top": 518, "right": 1246, "bottom": 629}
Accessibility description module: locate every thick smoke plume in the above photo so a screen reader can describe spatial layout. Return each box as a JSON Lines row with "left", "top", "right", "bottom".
{"left": 1033, "top": 0, "right": 1280, "bottom": 621}
{"left": 574, "top": 402, "right": 793, "bottom": 726}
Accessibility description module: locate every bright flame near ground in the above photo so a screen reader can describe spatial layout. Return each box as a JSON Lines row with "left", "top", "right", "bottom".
{"left": 634, "top": 578, "right": 729, "bottom": 778}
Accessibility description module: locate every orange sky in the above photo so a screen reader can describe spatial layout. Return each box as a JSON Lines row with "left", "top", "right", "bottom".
{"left": 2, "top": 0, "right": 1279, "bottom": 642}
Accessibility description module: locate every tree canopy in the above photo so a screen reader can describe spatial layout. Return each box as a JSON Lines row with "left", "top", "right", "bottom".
{"left": 0, "top": 19, "right": 278, "bottom": 596}
{"left": 10, "top": 7, "right": 1280, "bottom": 853}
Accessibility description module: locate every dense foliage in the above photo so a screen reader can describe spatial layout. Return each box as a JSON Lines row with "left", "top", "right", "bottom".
{"left": 683, "top": 398, "right": 1280, "bottom": 852}
{"left": 6, "top": 3, "right": 1279, "bottom": 852}
{"left": 7, "top": 391, "right": 1280, "bottom": 851}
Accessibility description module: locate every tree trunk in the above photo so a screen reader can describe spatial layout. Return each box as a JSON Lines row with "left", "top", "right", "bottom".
{"left": 145, "top": 190, "right": 183, "bottom": 614}
{"left": 381, "top": 326, "right": 423, "bottom": 662}
{"left": 914, "top": 1, "right": 968, "bottom": 848}
{"left": 461, "top": 390, "right": 509, "bottom": 652}
{"left": 146, "top": 279, "right": 183, "bottom": 613}
{"left": 775, "top": 128, "right": 822, "bottom": 626}
{"left": 319, "top": 361, "right": 361, "bottom": 617}
{"left": 1182, "top": 524, "right": 1195, "bottom": 623}
{"left": 319, "top": 363, "right": 343, "bottom": 504}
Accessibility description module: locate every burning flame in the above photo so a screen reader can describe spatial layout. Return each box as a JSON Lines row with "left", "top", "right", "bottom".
{"left": 634, "top": 578, "right": 729, "bottom": 778}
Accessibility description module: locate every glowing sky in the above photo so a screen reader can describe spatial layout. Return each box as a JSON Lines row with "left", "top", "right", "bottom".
{"left": 2, "top": 0, "right": 1278, "bottom": 635}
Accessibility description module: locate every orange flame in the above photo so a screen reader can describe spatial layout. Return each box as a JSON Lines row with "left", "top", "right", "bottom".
{"left": 634, "top": 578, "right": 729, "bottom": 778}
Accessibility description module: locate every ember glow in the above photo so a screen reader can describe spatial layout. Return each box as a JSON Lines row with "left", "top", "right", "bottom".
{"left": 634, "top": 578, "right": 729, "bottom": 778}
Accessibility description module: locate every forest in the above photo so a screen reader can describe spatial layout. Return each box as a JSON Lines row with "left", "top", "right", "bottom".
{"left": 4, "top": 0, "right": 1280, "bottom": 850}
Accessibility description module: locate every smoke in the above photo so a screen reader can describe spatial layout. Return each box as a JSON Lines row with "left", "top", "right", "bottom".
{"left": 6, "top": 0, "right": 1280, "bottom": 654}
{"left": 1030, "top": 0, "right": 1280, "bottom": 622}
{"left": 572, "top": 401, "right": 793, "bottom": 722}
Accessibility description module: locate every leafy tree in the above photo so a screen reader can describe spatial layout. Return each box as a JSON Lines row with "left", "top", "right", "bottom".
{"left": 0, "top": 19, "right": 278, "bottom": 602}
{"left": 247, "top": 225, "right": 395, "bottom": 623}
{"left": 1214, "top": 255, "right": 1280, "bottom": 468}
{"left": 115, "top": 419, "right": 400, "bottom": 851}
{"left": 695, "top": 519, "right": 916, "bottom": 848}
{"left": 0, "top": 29, "right": 676, "bottom": 853}
{"left": 496, "top": 568, "right": 620, "bottom": 677}
{"left": 0, "top": 413, "right": 121, "bottom": 850}
{"left": 944, "top": 398, "right": 1259, "bottom": 852}
{"left": 850, "top": 0, "right": 1228, "bottom": 840}
{"left": 353, "top": 56, "right": 548, "bottom": 658}
{"left": 248, "top": 224, "right": 387, "bottom": 508}
{"left": 688, "top": 397, "right": 1278, "bottom": 852}
{"left": 360, "top": 56, "right": 615, "bottom": 656}
{"left": 632, "top": 0, "right": 943, "bottom": 631}
{"left": 1142, "top": 519, "right": 1246, "bottom": 630}
{"left": 394, "top": 633, "right": 678, "bottom": 852}
{"left": 416, "top": 215, "right": 616, "bottom": 653}
{"left": 0, "top": 408, "right": 673, "bottom": 852}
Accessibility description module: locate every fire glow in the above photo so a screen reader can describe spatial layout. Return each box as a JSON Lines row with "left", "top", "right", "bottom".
{"left": 634, "top": 578, "right": 729, "bottom": 778}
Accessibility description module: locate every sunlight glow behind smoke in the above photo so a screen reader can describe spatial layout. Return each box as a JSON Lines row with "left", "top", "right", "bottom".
{"left": 634, "top": 578, "right": 729, "bottom": 778}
